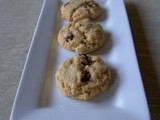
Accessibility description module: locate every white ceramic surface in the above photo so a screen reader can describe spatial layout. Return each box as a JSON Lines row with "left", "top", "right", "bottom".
{"left": 10, "top": 0, "right": 150, "bottom": 120}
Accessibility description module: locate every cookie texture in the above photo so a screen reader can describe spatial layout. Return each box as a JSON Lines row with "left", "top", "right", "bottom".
{"left": 61, "top": 0, "right": 102, "bottom": 21}
{"left": 58, "top": 19, "right": 105, "bottom": 54}
{"left": 55, "top": 55, "right": 111, "bottom": 100}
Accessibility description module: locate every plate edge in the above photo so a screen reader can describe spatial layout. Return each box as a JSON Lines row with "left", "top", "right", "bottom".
{"left": 120, "top": 0, "right": 151, "bottom": 119}
{"left": 9, "top": 0, "right": 47, "bottom": 120}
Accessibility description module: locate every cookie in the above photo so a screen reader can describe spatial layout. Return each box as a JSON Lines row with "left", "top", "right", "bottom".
{"left": 61, "top": 0, "right": 102, "bottom": 21}
{"left": 58, "top": 19, "right": 105, "bottom": 54}
{"left": 55, "top": 54, "right": 111, "bottom": 100}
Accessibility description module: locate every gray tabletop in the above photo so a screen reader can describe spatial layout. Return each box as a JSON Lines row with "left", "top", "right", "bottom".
{"left": 0, "top": 0, "right": 160, "bottom": 120}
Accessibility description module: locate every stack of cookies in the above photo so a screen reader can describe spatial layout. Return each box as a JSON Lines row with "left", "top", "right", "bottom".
{"left": 55, "top": 0, "right": 111, "bottom": 100}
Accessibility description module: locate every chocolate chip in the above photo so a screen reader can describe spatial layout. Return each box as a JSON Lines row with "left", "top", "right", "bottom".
{"left": 81, "top": 70, "right": 91, "bottom": 82}
{"left": 66, "top": 33, "right": 74, "bottom": 42}
{"left": 84, "top": 4, "right": 89, "bottom": 9}
{"left": 80, "top": 55, "right": 90, "bottom": 66}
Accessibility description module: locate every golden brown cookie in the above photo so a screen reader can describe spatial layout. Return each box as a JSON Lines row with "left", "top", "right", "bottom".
{"left": 58, "top": 19, "right": 105, "bottom": 54}
{"left": 61, "top": 0, "right": 102, "bottom": 21}
{"left": 55, "top": 54, "right": 111, "bottom": 100}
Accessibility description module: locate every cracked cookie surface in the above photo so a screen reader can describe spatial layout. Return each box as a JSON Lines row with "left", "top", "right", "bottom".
{"left": 55, "top": 54, "right": 111, "bottom": 100}
{"left": 61, "top": 0, "right": 102, "bottom": 21}
{"left": 58, "top": 19, "right": 105, "bottom": 54}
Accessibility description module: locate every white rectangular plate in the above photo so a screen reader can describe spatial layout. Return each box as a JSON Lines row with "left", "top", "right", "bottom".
{"left": 10, "top": 0, "right": 150, "bottom": 120}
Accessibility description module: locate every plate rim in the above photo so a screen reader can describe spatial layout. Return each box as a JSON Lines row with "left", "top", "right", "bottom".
{"left": 9, "top": 0, "right": 151, "bottom": 120}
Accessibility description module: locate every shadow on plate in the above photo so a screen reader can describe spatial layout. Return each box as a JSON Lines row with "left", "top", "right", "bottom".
{"left": 39, "top": 1, "right": 62, "bottom": 108}
{"left": 92, "top": 31, "right": 112, "bottom": 55}
{"left": 90, "top": 67, "right": 119, "bottom": 104}
{"left": 94, "top": 8, "right": 107, "bottom": 22}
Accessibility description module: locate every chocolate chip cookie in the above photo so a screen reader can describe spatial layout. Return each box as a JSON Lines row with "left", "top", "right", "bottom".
{"left": 55, "top": 54, "right": 111, "bottom": 100}
{"left": 58, "top": 19, "right": 105, "bottom": 54}
{"left": 61, "top": 0, "right": 102, "bottom": 21}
